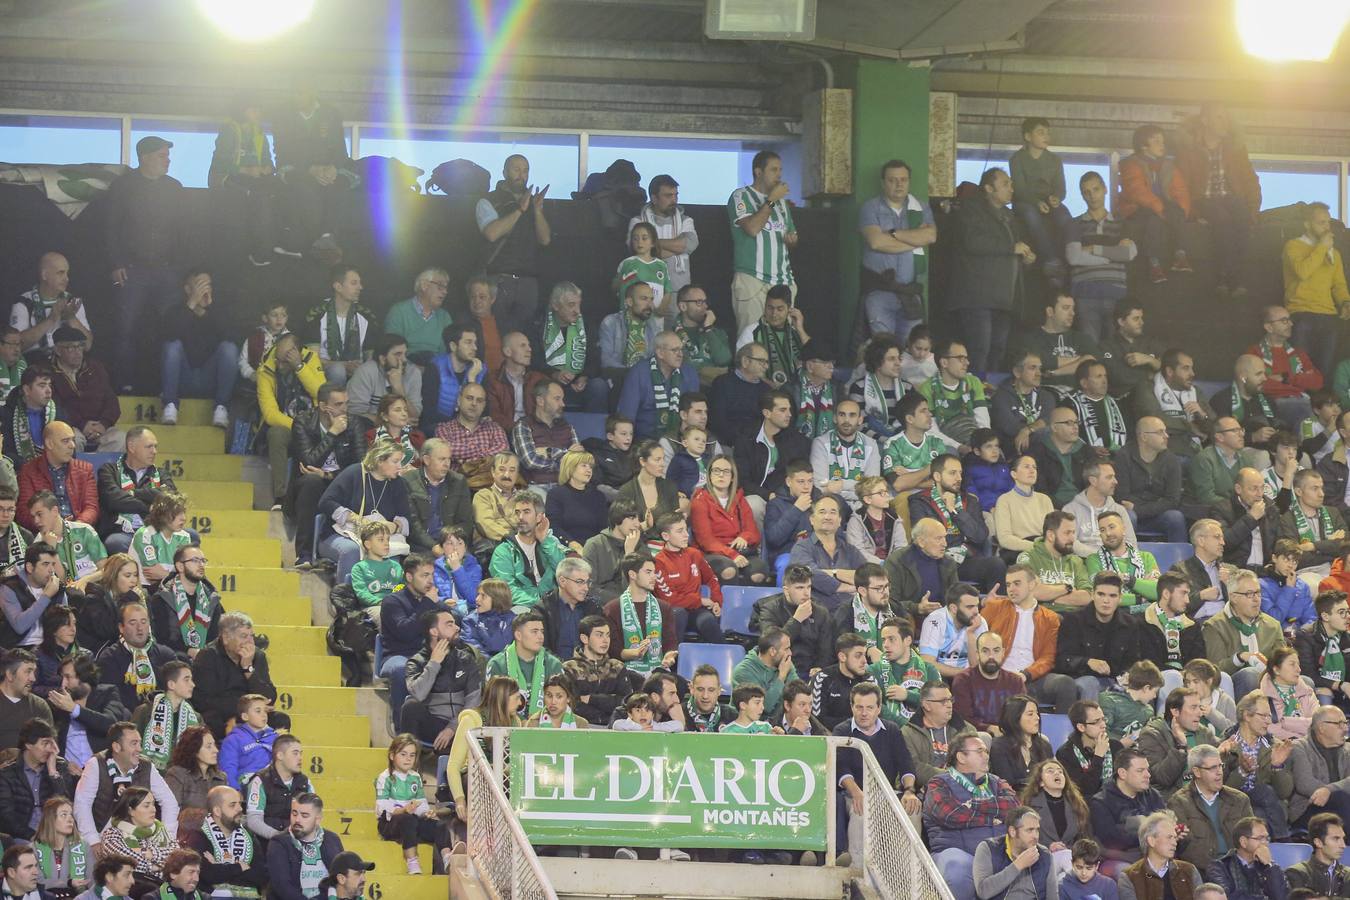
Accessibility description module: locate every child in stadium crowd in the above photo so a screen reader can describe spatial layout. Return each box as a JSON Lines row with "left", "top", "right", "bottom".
{"left": 525, "top": 674, "right": 589, "bottom": 728}
{"left": 348, "top": 520, "right": 402, "bottom": 609}
{"left": 1180, "top": 658, "right": 1236, "bottom": 733}
{"left": 615, "top": 222, "right": 671, "bottom": 315}
{"left": 238, "top": 302, "right": 290, "bottom": 383}
{"left": 899, "top": 325, "right": 937, "bottom": 391}
{"left": 612, "top": 692, "right": 682, "bottom": 733}
{"left": 1058, "top": 838, "right": 1118, "bottom": 900}
{"left": 218, "top": 694, "right": 277, "bottom": 789}
{"left": 1099, "top": 660, "right": 1162, "bottom": 743}
{"left": 459, "top": 579, "right": 515, "bottom": 657}
{"left": 376, "top": 734, "right": 447, "bottom": 875}
{"left": 665, "top": 425, "right": 710, "bottom": 499}
{"left": 130, "top": 490, "right": 191, "bottom": 586}
{"left": 719, "top": 683, "right": 778, "bottom": 734}
{"left": 962, "top": 428, "right": 1013, "bottom": 516}
{"left": 432, "top": 524, "right": 481, "bottom": 618}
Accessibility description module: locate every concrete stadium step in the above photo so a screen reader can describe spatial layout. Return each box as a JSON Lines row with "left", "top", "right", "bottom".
{"left": 326, "top": 811, "right": 380, "bottom": 841}
{"left": 275, "top": 685, "right": 358, "bottom": 717}
{"left": 366, "top": 871, "right": 448, "bottom": 900}
{"left": 200, "top": 538, "right": 281, "bottom": 568}
{"left": 119, "top": 397, "right": 214, "bottom": 428}
{"left": 153, "top": 425, "right": 228, "bottom": 456}
{"left": 178, "top": 481, "right": 256, "bottom": 511}
{"left": 211, "top": 565, "right": 299, "bottom": 595}
{"left": 225, "top": 595, "right": 311, "bottom": 627}
{"left": 340, "top": 839, "right": 435, "bottom": 873}
{"left": 155, "top": 453, "right": 244, "bottom": 482}
{"left": 308, "top": 776, "right": 376, "bottom": 810}
{"left": 252, "top": 625, "right": 328, "bottom": 655}
{"left": 186, "top": 510, "right": 274, "bottom": 539}
{"left": 303, "top": 745, "right": 387, "bottom": 774}
{"left": 286, "top": 714, "right": 371, "bottom": 747}
{"left": 269, "top": 654, "right": 341, "bottom": 686}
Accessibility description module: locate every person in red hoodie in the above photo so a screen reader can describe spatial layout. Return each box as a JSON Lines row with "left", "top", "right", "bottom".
{"left": 652, "top": 512, "right": 724, "bottom": 643}
{"left": 688, "top": 454, "right": 771, "bottom": 585}
{"left": 1246, "top": 304, "right": 1323, "bottom": 425}
{"left": 1114, "top": 123, "right": 1192, "bottom": 285}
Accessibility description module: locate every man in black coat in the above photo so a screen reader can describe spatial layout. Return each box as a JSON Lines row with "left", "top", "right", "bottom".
{"left": 94, "top": 599, "right": 181, "bottom": 711}
{"left": 148, "top": 547, "right": 222, "bottom": 659}
{"left": 1053, "top": 571, "right": 1138, "bottom": 701}
{"left": 191, "top": 612, "right": 285, "bottom": 738}
{"left": 733, "top": 389, "right": 810, "bottom": 505}
{"left": 401, "top": 440, "right": 473, "bottom": 555}
{"left": 0, "top": 719, "right": 75, "bottom": 840}
{"left": 748, "top": 564, "right": 836, "bottom": 678}
{"left": 48, "top": 651, "right": 129, "bottom": 759}
{"left": 95, "top": 425, "right": 177, "bottom": 552}
{"left": 287, "top": 383, "right": 368, "bottom": 566}
{"left": 1213, "top": 466, "right": 1285, "bottom": 571}
{"left": 535, "top": 558, "right": 604, "bottom": 663}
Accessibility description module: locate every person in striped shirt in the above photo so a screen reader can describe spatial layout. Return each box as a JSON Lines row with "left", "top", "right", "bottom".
{"left": 727, "top": 150, "right": 798, "bottom": 334}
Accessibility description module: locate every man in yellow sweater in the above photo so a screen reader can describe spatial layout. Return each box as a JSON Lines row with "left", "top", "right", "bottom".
{"left": 1284, "top": 200, "right": 1350, "bottom": 375}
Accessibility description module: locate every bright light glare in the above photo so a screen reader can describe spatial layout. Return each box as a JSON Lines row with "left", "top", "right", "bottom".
{"left": 196, "top": 0, "right": 316, "bottom": 42}
{"left": 1237, "top": 0, "right": 1350, "bottom": 61}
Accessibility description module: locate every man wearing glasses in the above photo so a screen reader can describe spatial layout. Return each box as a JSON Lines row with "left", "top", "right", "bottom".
{"left": 616, "top": 331, "right": 698, "bottom": 441}
{"left": 916, "top": 340, "right": 989, "bottom": 450}
{"left": 536, "top": 557, "right": 603, "bottom": 662}
{"left": 1205, "top": 816, "right": 1290, "bottom": 899}
{"left": 1201, "top": 569, "right": 1284, "bottom": 698}
{"left": 1245, "top": 303, "right": 1321, "bottom": 428}
{"left": 707, "top": 343, "right": 770, "bottom": 449}
{"left": 1296, "top": 592, "right": 1350, "bottom": 710}
{"left": 1054, "top": 699, "right": 1122, "bottom": 797}
{"left": 1166, "top": 744, "right": 1254, "bottom": 870}
{"left": 1183, "top": 416, "right": 1260, "bottom": 520}
{"left": 383, "top": 268, "right": 453, "bottom": 363}
{"left": 1116, "top": 416, "right": 1186, "bottom": 545}
{"left": 922, "top": 731, "right": 1020, "bottom": 900}
{"left": 666, "top": 285, "right": 730, "bottom": 386}
{"left": 1290, "top": 706, "right": 1350, "bottom": 825}
{"left": 1027, "top": 406, "right": 1092, "bottom": 509}
{"left": 147, "top": 546, "right": 219, "bottom": 661}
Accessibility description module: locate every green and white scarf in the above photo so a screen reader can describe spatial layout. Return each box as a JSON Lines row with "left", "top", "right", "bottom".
{"left": 141, "top": 692, "right": 202, "bottom": 769}
{"left": 170, "top": 576, "right": 216, "bottom": 650}
{"left": 650, "top": 357, "right": 683, "bottom": 437}
{"left": 685, "top": 696, "right": 723, "bottom": 732}
{"left": 542, "top": 309, "right": 587, "bottom": 375}
{"left": 121, "top": 638, "right": 157, "bottom": 699}
{"left": 825, "top": 432, "right": 868, "bottom": 480}
{"left": 1293, "top": 502, "right": 1335, "bottom": 543}
{"left": 622, "top": 312, "right": 648, "bottom": 367}
{"left": 116, "top": 461, "right": 164, "bottom": 535}
{"left": 157, "top": 884, "right": 204, "bottom": 900}
{"left": 504, "top": 642, "right": 548, "bottom": 715}
{"left": 1071, "top": 742, "right": 1112, "bottom": 785}
{"left": 11, "top": 399, "right": 55, "bottom": 464}
{"left": 291, "top": 828, "right": 327, "bottom": 898}
{"left": 928, "top": 484, "right": 964, "bottom": 535}
{"left": 324, "top": 302, "right": 361, "bottom": 361}
{"left": 1099, "top": 543, "right": 1147, "bottom": 587}
{"left": 1012, "top": 388, "right": 1042, "bottom": 426}
{"left": 851, "top": 597, "right": 883, "bottom": 649}
{"left": 537, "top": 708, "right": 578, "bottom": 729}
{"left": 947, "top": 767, "right": 993, "bottom": 800}
{"left": 618, "top": 589, "right": 662, "bottom": 674}
{"left": 373, "top": 425, "right": 416, "bottom": 468}
{"left": 1321, "top": 629, "right": 1346, "bottom": 683}
{"left": 796, "top": 373, "right": 835, "bottom": 438}
{"left": 1071, "top": 391, "right": 1128, "bottom": 451}
{"left": 1274, "top": 681, "right": 1301, "bottom": 717}
{"left": 1259, "top": 337, "right": 1303, "bottom": 376}
{"left": 1232, "top": 388, "right": 1275, "bottom": 424}
{"left": 1153, "top": 604, "right": 1185, "bottom": 662}
{"left": 674, "top": 320, "right": 712, "bottom": 368}
{"left": 924, "top": 374, "right": 977, "bottom": 423}
{"left": 754, "top": 321, "right": 800, "bottom": 387}
{"left": 116, "top": 818, "right": 171, "bottom": 849}
{"left": 860, "top": 372, "right": 902, "bottom": 429}
{"left": 33, "top": 840, "right": 88, "bottom": 884}
{"left": 204, "top": 813, "right": 254, "bottom": 867}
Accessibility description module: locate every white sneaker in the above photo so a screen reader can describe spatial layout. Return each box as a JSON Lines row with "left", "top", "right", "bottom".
{"left": 405, "top": 856, "right": 422, "bottom": 875}
{"left": 212, "top": 405, "right": 229, "bottom": 428}
{"left": 663, "top": 848, "right": 691, "bottom": 862}
{"left": 161, "top": 403, "right": 178, "bottom": 425}
{"left": 614, "top": 848, "right": 637, "bottom": 860}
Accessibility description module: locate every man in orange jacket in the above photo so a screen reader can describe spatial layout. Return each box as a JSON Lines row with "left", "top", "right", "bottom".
{"left": 1115, "top": 124, "right": 1192, "bottom": 285}
{"left": 980, "top": 562, "right": 1078, "bottom": 713}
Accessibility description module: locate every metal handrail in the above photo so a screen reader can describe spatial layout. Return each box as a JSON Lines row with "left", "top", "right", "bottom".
{"left": 465, "top": 728, "right": 558, "bottom": 900}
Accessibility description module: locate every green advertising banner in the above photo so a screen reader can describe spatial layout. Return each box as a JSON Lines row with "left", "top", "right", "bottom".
{"left": 507, "top": 728, "right": 829, "bottom": 849}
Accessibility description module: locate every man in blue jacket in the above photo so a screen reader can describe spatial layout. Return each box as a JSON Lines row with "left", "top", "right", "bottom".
{"left": 378, "top": 555, "right": 454, "bottom": 726}
{"left": 834, "top": 682, "right": 919, "bottom": 865}
{"left": 617, "top": 331, "right": 699, "bottom": 441}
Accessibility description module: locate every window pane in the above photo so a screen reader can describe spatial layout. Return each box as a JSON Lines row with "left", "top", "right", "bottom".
{"left": 358, "top": 129, "right": 579, "bottom": 195}
{"left": 130, "top": 119, "right": 224, "bottom": 189}
{"left": 1253, "top": 160, "right": 1340, "bottom": 218}
{"left": 956, "top": 148, "right": 1010, "bottom": 195}
{"left": 0, "top": 115, "right": 122, "bottom": 165}
{"left": 958, "top": 148, "right": 1109, "bottom": 218}
{"left": 590, "top": 136, "right": 801, "bottom": 206}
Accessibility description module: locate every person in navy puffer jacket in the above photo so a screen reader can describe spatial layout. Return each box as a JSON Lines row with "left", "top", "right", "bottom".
{"left": 218, "top": 694, "right": 278, "bottom": 788}
{"left": 459, "top": 578, "right": 516, "bottom": 656}
{"left": 963, "top": 429, "right": 1014, "bottom": 513}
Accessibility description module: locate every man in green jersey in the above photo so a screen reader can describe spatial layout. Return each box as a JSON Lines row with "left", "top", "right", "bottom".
{"left": 868, "top": 615, "right": 938, "bottom": 725}
{"left": 881, "top": 392, "right": 946, "bottom": 495}
{"left": 28, "top": 489, "right": 105, "bottom": 584}
{"left": 728, "top": 150, "right": 798, "bottom": 334}
{"left": 1084, "top": 509, "right": 1161, "bottom": 606}
{"left": 917, "top": 339, "right": 989, "bottom": 449}
{"left": 1016, "top": 509, "right": 1091, "bottom": 608}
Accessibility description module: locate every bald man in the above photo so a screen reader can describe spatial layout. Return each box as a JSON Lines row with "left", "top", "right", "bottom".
{"left": 12, "top": 252, "right": 93, "bottom": 353}
{"left": 1214, "top": 466, "right": 1283, "bottom": 570}
{"left": 183, "top": 786, "right": 267, "bottom": 893}
{"left": 1210, "top": 354, "right": 1278, "bottom": 438}
{"left": 1114, "top": 415, "right": 1186, "bottom": 543}
{"left": 16, "top": 421, "right": 98, "bottom": 531}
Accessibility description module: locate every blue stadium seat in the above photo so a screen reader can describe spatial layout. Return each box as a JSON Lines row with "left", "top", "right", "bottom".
{"left": 721, "top": 585, "right": 778, "bottom": 636}
{"left": 1268, "top": 842, "right": 1312, "bottom": 869}
{"left": 676, "top": 642, "right": 746, "bottom": 695}
{"left": 1040, "top": 713, "right": 1074, "bottom": 751}
{"left": 1140, "top": 542, "right": 1193, "bottom": 574}
{"left": 78, "top": 451, "right": 120, "bottom": 470}
{"left": 774, "top": 553, "right": 790, "bottom": 586}
{"left": 565, "top": 412, "right": 607, "bottom": 444}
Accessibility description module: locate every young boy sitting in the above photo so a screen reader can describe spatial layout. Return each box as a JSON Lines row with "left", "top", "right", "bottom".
{"left": 1098, "top": 660, "right": 1162, "bottom": 744}
{"left": 719, "top": 683, "right": 781, "bottom": 734}
{"left": 612, "top": 692, "right": 682, "bottom": 733}
{"left": 525, "top": 674, "right": 590, "bottom": 729}
{"left": 1058, "top": 838, "right": 1118, "bottom": 900}
{"left": 131, "top": 660, "right": 201, "bottom": 770}
{"left": 240, "top": 302, "right": 290, "bottom": 382}
{"left": 349, "top": 520, "right": 402, "bottom": 609}
{"left": 218, "top": 694, "right": 278, "bottom": 789}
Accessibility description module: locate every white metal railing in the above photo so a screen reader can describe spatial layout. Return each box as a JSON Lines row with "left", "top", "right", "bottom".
{"left": 465, "top": 728, "right": 557, "bottom": 900}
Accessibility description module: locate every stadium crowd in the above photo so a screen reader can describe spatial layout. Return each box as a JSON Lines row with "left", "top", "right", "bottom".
{"left": 6, "top": 92, "right": 1350, "bottom": 900}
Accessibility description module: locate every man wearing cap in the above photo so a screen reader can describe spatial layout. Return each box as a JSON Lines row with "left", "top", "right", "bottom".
{"left": 630, "top": 174, "right": 699, "bottom": 294}
{"left": 791, "top": 341, "right": 838, "bottom": 440}
{"left": 265, "top": 793, "right": 345, "bottom": 900}
{"left": 12, "top": 252, "right": 93, "bottom": 354}
{"left": 105, "top": 135, "right": 184, "bottom": 391}
{"left": 50, "top": 325, "right": 124, "bottom": 453}
{"left": 319, "top": 852, "right": 375, "bottom": 900}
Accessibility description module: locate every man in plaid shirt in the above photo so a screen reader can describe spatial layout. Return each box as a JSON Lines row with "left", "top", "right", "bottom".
{"left": 437, "top": 382, "right": 507, "bottom": 487}
{"left": 511, "top": 380, "right": 582, "bottom": 486}
{"left": 923, "top": 731, "right": 1020, "bottom": 900}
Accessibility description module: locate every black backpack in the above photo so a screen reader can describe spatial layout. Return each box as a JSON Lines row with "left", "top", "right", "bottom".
{"left": 426, "top": 159, "right": 491, "bottom": 198}
{"left": 326, "top": 584, "right": 378, "bottom": 687}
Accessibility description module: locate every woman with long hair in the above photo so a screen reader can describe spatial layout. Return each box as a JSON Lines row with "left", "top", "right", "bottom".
{"left": 990, "top": 694, "right": 1053, "bottom": 790}
{"left": 544, "top": 449, "right": 607, "bottom": 553}
{"left": 365, "top": 393, "right": 425, "bottom": 472}
{"left": 1019, "top": 758, "right": 1090, "bottom": 871}
{"left": 129, "top": 490, "right": 191, "bottom": 586}
{"left": 445, "top": 676, "right": 523, "bottom": 824}
{"left": 74, "top": 553, "right": 146, "bottom": 651}
{"left": 688, "top": 454, "right": 769, "bottom": 584}
{"left": 316, "top": 440, "right": 412, "bottom": 579}
{"left": 615, "top": 440, "right": 682, "bottom": 542}
{"left": 162, "top": 725, "right": 227, "bottom": 814}
{"left": 32, "top": 797, "right": 92, "bottom": 898}
{"left": 35, "top": 605, "right": 81, "bottom": 698}
{"left": 99, "top": 786, "right": 176, "bottom": 884}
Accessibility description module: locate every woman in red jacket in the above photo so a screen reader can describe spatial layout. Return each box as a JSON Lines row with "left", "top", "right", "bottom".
{"left": 689, "top": 454, "right": 771, "bottom": 585}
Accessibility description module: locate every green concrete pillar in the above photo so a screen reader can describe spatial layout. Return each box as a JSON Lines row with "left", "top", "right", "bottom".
{"left": 835, "top": 58, "right": 931, "bottom": 347}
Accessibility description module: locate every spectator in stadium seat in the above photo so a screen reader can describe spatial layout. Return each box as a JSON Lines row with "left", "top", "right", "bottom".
{"left": 746, "top": 566, "right": 831, "bottom": 678}
{"left": 1054, "top": 572, "right": 1137, "bottom": 700}
{"left": 983, "top": 564, "right": 1078, "bottom": 713}
{"left": 951, "top": 632, "right": 1024, "bottom": 734}
{"left": 1211, "top": 355, "right": 1278, "bottom": 438}
{"left": 835, "top": 681, "right": 920, "bottom": 861}
{"left": 618, "top": 330, "right": 698, "bottom": 442}
{"left": 402, "top": 438, "right": 471, "bottom": 556}
{"left": 1297, "top": 591, "right": 1350, "bottom": 710}
{"left": 488, "top": 490, "right": 566, "bottom": 611}
{"left": 256, "top": 334, "right": 322, "bottom": 506}
{"left": 1064, "top": 463, "right": 1135, "bottom": 556}
{"left": 809, "top": 399, "right": 879, "bottom": 511}
{"left": 602, "top": 555, "right": 677, "bottom": 677}
{"left": 148, "top": 546, "right": 219, "bottom": 660}
{"left": 1069, "top": 360, "right": 1126, "bottom": 457}
{"left": 915, "top": 340, "right": 988, "bottom": 449}
{"left": 1098, "top": 301, "right": 1162, "bottom": 410}
{"left": 909, "top": 453, "right": 1004, "bottom": 591}
{"left": 533, "top": 281, "right": 606, "bottom": 414}
{"left": 471, "top": 452, "right": 520, "bottom": 549}
{"left": 265, "top": 794, "right": 344, "bottom": 900}
{"left": 1136, "top": 575, "right": 1203, "bottom": 686}
{"left": 789, "top": 495, "right": 864, "bottom": 611}
{"left": 17, "top": 421, "right": 96, "bottom": 532}
{"left": 457, "top": 278, "right": 502, "bottom": 377}
{"left": 384, "top": 269, "right": 452, "bottom": 364}
{"left": 3, "top": 366, "right": 55, "bottom": 470}
{"left": 14, "top": 252, "right": 93, "bottom": 357}
{"left": 1055, "top": 700, "right": 1123, "bottom": 799}
{"left": 1017, "top": 295, "right": 1101, "bottom": 392}
{"left": 707, "top": 342, "right": 771, "bottom": 449}
{"left": 562, "top": 615, "right": 634, "bottom": 727}
{"left": 159, "top": 271, "right": 236, "bottom": 429}
{"left": 1285, "top": 812, "right": 1350, "bottom": 896}
{"left": 97, "top": 427, "right": 174, "bottom": 554}
{"left": 1289, "top": 704, "right": 1350, "bottom": 827}
{"left": 346, "top": 334, "right": 422, "bottom": 424}
{"left": 0, "top": 717, "right": 73, "bottom": 845}
{"left": 666, "top": 285, "right": 729, "bottom": 387}
{"left": 316, "top": 442, "right": 410, "bottom": 581}
{"left": 1204, "top": 816, "right": 1289, "bottom": 900}
{"left": 511, "top": 380, "right": 580, "bottom": 489}
{"left": 1201, "top": 568, "right": 1285, "bottom": 698}
{"left": 902, "top": 680, "right": 976, "bottom": 786}
{"left": 475, "top": 155, "right": 551, "bottom": 333}
{"left": 0, "top": 326, "right": 26, "bottom": 400}
{"left": 858, "top": 158, "right": 936, "bottom": 344}
{"left": 1115, "top": 124, "right": 1192, "bottom": 284}
{"left": 535, "top": 557, "right": 603, "bottom": 662}
{"left": 598, "top": 281, "right": 663, "bottom": 391}
{"left": 736, "top": 389, "right": 809, "bottom": 514}
{"left": 1166, "top": 744, "right": 1253, "bottom": 871}
{"left": 1138, "top": 349, "right": 1214, "bottom": 460}
{"left": 1117, "top": 811, "right": 1203, "bottom": 899}
{"left": 1177, "top": 102, "right": 1260, "bottom": 297}
{"left": 735, "top": 286, "right": 807, "bottom": 391}
{"left": 0, "top": 542, "right": 64, "bottom": 652}
{"left": 1248, "top": 304, "right": 1322, "bottom": 427}
{"left": 288, "top": 383, "right": 368, "bottom": 567}
{"left": 1009, "top": 117, "right": 1072, "bottom": 283}
{"left": 50, "top": 327, "right": 122, "bottom": 454}
{"left": 991, "top": 455, "right": 1055, "bottom": 558}
{"left": 924, "top": 730, "right": 1021, "bottom": 900}
{"left": 105, "top": 136, "right": 184, "bottom": 393}
{"left": 949, "top": 167, "right": 1032, "bottom": 377}
{"left": 917, "top": 582, "right": 988, "bottom": 680}
{"left": 239, "top": 302, "right": 291, "bottom": 385}
{"left": 1318, "top": 411, "right": 1350, "bottom": 515}
{"left": 181, "top": 785, "right": 266, "bottom": 897}
{"left": 850, "top": 335, "right": 911, "bottom": 444}
{"left": 73, "top": 720, "right": 179, "bottom": 853}
{"left": 437, "top": 383, "right": 507, "bottom": 491}
{"left": 991, "top": 351, "right": 1052, "bottom": 457}
{"left": 845, "top": 475, "right": 905, "bottom": 564}
{"left": 1066, "top": 173, "right": 1137, "bottom": 343}
{"left": 402, "top": 608, "right": 483, "bottom": 751}
{"left": 829, "top": 561, "right": 891, "bottom": 664}
{"left": 191, "top": 612, "right": 284, "bottom": 739}
{"left": 1277, "top": 469, "right": 1347, "bottom": 572}
{"left": 1183, "top": 417, "right": 1259, "bottom": 520}
{"left": 1113, "top": 416, "right": 1186, "bottom": 544}
{"left": 1089, "top": 749, "right": 1166, "bottom": 865}
{"left": 1026, "top": 405, "right": 1090, "bottom": 509}
{"left": 1136, "top": 688, "right": 1218, "bottom": 799}
{"left": 483, "top": 611, "right": 563, "bottom": 721}
{"left": 1016, "top": 510, "right": 1091, "bottom": 607}
{"left": 727, "top": 150, "right": 797, "bottom": 335}
{"left": 581, "top": 500, "right": 643, "bottom": 604}
{"left": 628, "top": 174, "right": 696, "bottom": 292}
{"left": 972, "top": 805, "right": 1055, "bottom": 900}
{"left": 161, "top": 725, "right": 226, "bottom": 814}
{"left": 423, "top": 324, "right": 486, "bottom": 437}
{"left": 689, "top": 454, "right": 768, "bottom": 583}
{"left": 881, "top": 518, "right": 952, "bottom": 622}
{"left": 304, "top": 266, "right": 371, "bottom": 389}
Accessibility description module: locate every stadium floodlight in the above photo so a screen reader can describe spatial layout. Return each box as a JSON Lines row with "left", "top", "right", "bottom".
{"left": 196, "top": 0, "right": 316, "bottom": 42}
{"left": 1237, "top": 0, "right": 1350, "bottom": 61}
